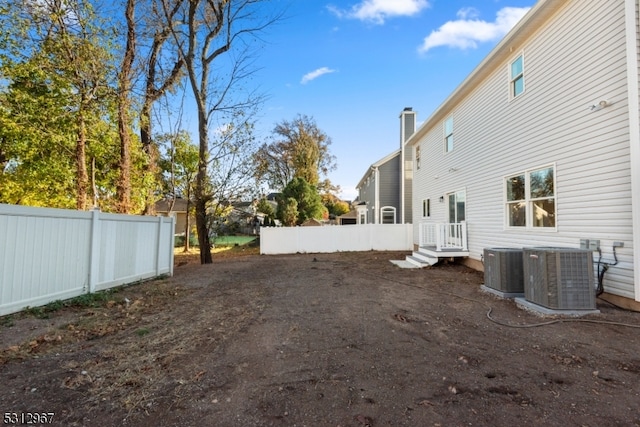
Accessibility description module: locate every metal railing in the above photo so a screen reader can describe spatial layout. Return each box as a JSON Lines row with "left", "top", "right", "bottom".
{"left": 419, "top": 222, "right": 468, "bottom": 251}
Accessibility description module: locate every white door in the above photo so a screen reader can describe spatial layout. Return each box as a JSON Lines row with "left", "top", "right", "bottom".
{"left": 447, "top": 190, "right": 466, "bottom": 247}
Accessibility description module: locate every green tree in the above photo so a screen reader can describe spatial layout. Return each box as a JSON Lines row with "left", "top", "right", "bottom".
{"left": 279, "top": 197, "right": 298, "bottom": 227}
{"left": 277, "top": 177, "right": 325, "bottom": 225}
{"left": 158, "top": 131, "right": 198, "bottom": 251}
{"left": 255, "top": 115, "right": 336, "bottom": 190}
{"left": 0, "top": 0, "right": 116, "bottom": 210}
{"left": 256, "top": 198, "right": 275, "bottom": 218}
{"left": 0, "top": 66, "right": 76, "bottom": 207}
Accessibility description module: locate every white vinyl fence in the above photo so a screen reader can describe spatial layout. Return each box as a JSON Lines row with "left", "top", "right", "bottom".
{"left": 260, "top": 224, "right": 413, "bottom": 255}
{"left": 0, "top": 204, "right": 174, "bottom": 316}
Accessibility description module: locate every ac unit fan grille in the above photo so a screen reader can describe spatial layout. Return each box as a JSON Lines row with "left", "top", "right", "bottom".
{"left": 524, "top": 247, "right": 595, "bottom": 310}
{"left": 484, "top": 248, "right": 523, "bottom": 293}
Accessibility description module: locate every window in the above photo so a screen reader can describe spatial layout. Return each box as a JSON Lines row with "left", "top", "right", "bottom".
{"left": 422, "top": 199, "right": 430, "bottom": 218}
{"left": 510, "top": 55, "right": 524, "bottom": 98}
{"left": 506, "top": 165, "right": 555, "bottom": 228}
{"left": 381, "top": 206, "right": 396, "bottom": 224}
{"left": 357, "top": 206, "right": 367, "bottom": 224}
{"left": 415, "top": 145, "right": 421, "bottom": 170}
{"left": 444, "top": 117, "right": 454, "bottom": 152}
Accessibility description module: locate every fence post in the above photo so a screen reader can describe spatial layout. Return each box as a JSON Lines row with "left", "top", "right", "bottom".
{"left": 155, "top": 215, "right": 163, "bottom": 276}
{"left": 461, "top": 222, "right": 468, "bottom": 251}
{"left": 169, "top": 216, "right": 175, "bottom": 276}
{"left": 87, "top": 208, "right": 101, "bottom": 294}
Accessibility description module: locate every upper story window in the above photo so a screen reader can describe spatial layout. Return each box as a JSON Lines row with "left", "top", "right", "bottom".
{"left": 510, "top": 54, "right": 525, "bottom": 98}
{"left": 444, "top": 116, "right": 453, "bottom": 152}
{"left": 506, "top": 165, "right": 555, "bottom": 229}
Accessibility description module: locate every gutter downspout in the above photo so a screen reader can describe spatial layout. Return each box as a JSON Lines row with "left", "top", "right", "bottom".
{"left": 625, "top": 0, "right": 640, "bottom": 302}
{"left": 373, "top": 166, "right": 380, "bottom": 224}
{"left": 400, "top": 143, "right": 405, "bottom": 224}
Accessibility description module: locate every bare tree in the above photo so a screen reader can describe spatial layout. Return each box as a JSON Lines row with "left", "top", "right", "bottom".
{"left": 115, "top": 0, "right": 136, "bottom": 213}
{"left": 140, "top": 0, "right": 185, "bottom": 214}
{"left": 162, "top": 0, "right": 279, "bottom": 264}
{"left": 207, "top": 111, "right": 260, "bottom": 233}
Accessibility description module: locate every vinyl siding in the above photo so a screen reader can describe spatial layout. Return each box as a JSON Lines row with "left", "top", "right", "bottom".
{"left": 378, "top": 156, "right": 401, "bottom": 219}
{"left": 413, "top": 0, "right": 636, "bottom": 299}
{"left": 358, "top": 172, "right": 375, "bottom": 224}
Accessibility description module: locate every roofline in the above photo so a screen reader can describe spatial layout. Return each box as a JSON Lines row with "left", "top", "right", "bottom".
{"left": 407, "top": 0, "right": 564, "bottom": 146}
{"left": 356, "top": 149, "right": 401, "bottom": 190}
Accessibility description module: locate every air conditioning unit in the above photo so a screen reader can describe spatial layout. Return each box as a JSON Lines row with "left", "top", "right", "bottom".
{"left": 483, "top": 248, "right": 524, "bottom": 293}
{"left": 523, "top": 247, "right": 595, "bottom": 310}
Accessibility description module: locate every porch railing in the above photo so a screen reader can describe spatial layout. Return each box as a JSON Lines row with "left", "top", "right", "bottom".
{"left": 419, "top": 222, "right": 468, "bottom": 251}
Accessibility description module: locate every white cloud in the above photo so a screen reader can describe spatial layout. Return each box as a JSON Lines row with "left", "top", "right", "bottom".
{"left": 328, "top": 0, "right": 430, "bottom": 25}
{"left": 418, "top": 7, "right": 530, "bottom": 53}
{"left": 301, "top": 67, "right": 336, "bottom": 84}
{"left": 456, "top": 7, "right": 479, "bottom": 20}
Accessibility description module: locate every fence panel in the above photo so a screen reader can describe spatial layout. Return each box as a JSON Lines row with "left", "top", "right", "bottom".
{"left": 0, "top": 204, "right": 174, "bottom": 316}
{"left": 260, "top": 224, "right": 412, "bottom": 255}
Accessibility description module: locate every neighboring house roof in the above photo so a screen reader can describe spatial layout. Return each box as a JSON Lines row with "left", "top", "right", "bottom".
{"left": 356, "top": 149, "right": 401, "bottom": 190}
{"left": 407, "top": 0, "right": 562, "bottom": 146}
{"left": 301, "top": 218, "right": 323, "bottom": 227}
{"left": 155, "top": 198, "right": 189, "bottom": 213}
{"left": 338, "top": 210, "right": 358, "bottom": 219}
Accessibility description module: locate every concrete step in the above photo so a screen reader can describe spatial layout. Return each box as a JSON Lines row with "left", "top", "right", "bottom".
{"left": 406, "top": 252, "right": 438, "bottom": 267}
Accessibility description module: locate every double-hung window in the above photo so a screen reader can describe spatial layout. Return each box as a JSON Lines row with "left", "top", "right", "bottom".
{"left": 444, "top": 116, "right": 454, "bottom": 152}
{"left": 506, "top": 165, "right": 555, "bottom": 228}
{"left": 510, "top": 54, "right": 525, "bottom": 98}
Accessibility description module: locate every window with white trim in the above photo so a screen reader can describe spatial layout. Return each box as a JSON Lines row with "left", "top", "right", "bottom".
{"left": 357, "top": 206, "right": 367, "bottom": 224}
{"left": 444, "top": 116, "right": 453, "bottom": 152}
{"left": 422, "top": 199, "right": 430, "bottom": 218}
{"left": 380, "top": 206, "right": 396, "bottom": 224}
{"left": 506, "top": 165, "right": 555, "bottom": 228}
{"left": 510, "top": 54, "right": 525, "bottom": 98}
{"left": 359, "top": 212, "right": 366, "bottom": 224}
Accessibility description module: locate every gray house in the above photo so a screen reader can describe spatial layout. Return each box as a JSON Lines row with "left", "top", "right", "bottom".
{"left": 355, "top": 108, "right": 416, "bottom": 224}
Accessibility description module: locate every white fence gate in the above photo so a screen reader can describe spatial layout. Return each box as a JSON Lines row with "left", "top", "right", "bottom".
{"left": 0, "top": 204, "right": 174, "bottom": 316}
{"left": 260, "top": 224, "right": 413, "bottom": 255}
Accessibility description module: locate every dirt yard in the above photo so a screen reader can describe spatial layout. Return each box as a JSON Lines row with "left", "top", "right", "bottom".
{"left": 1, "top": 249, "right": 639, "bottom": 427}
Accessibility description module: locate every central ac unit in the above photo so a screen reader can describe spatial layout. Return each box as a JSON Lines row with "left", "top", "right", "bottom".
{"left": 523, "top": 247, "right": 595, "bottom": 310}
{"left": 484, "top": 248, "right": 524, "bottom": 293}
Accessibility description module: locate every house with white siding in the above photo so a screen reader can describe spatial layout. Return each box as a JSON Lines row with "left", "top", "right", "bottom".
{"left": 407, "top": 0, "right": 640, "bottom": 309}
{"left": 355, "top": 108, "right": 416, "bottom": 224}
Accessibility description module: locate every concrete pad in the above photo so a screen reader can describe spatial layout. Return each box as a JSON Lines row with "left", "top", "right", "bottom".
{"left": 390, "top": 260, "right": 420, "bottom": 269}
{"left": 480, "top": 285, "right": 524, "bottom": 299}
{"left": 514, "top": 297, "right": 600, "bottom": 317}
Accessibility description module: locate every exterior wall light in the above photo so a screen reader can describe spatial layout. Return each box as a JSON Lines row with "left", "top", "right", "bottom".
{"left": 589, "top": 100, "right": 610, "bottom": 111}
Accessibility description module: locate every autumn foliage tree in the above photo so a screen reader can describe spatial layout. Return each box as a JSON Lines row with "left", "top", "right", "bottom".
{"left": 255, "top": 115, "right": 336, "bottom": 190}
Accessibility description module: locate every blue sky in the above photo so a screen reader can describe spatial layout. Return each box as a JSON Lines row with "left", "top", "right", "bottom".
{"left": 249, "top": 0, "right": 536, "bottom": 200}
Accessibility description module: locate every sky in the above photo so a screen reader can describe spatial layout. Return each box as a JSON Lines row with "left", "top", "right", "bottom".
{"left": 244, "top": 0, "right": 537, "bottom": 201}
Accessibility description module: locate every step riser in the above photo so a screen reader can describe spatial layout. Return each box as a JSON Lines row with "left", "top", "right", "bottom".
{"left": 406, "top": 253, "right": 438, "bottom": 267}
